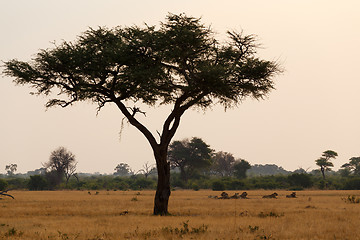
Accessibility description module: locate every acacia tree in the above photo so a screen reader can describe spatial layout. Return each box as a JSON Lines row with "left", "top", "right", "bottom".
{"left": 168, "top": 137, "right": 213, "bottom": 182}
{"left": 315, "top": 150, "right": 337, "bottom": 180}
{"left": 341, "top": 157, "right": 360, "bottom": 176}
{"left": 3, "top": 13, "right": 280, "bottom": 215}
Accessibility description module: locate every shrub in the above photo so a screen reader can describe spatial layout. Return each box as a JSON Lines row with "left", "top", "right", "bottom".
{"left": 212, "top": 180, "right": 225, "bottom": 191}
{"left": 226, "top": 179, "right": 245, "bottom": 190}
{"left": 0, "top": 179, "right": 8, "bottom": 191}
{"left": 6, "top": 178, "right": 28, "bottom": 189}
{"left": 191, "top": 183, "right": 200, "bottom": 191}
{"left": 131, "top": 177, "right": 156, "bottom": 190}
{"left": 287, "top": 173, "right": 313, "bottom": 188}
{"left": 343, "top": 178, "right": 360, "bottom": 190}
{"left": 28, "top": 175, "right": 48, "bottom": 190}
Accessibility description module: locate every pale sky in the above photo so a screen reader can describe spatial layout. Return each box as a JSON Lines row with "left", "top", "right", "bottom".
{"left": 1, "top": 0, "right": 359, "bottom": 174}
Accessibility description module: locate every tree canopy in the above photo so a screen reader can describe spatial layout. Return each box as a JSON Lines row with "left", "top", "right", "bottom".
{"left": 5, "top": 164, "right": 17, "bottom": 176}
{"left": 3, "top": 13, "right": 281, "bottom": 215}
{"left": 114, "top": 163, "right": 134, "bottom": 176}
{"left": 211, "top": 151, "right": 236, "bottom": 177}
{"left": 44, "top": 147, "right": 77, "bottom": 186}
{"left": 341, "top": 157, "right": 360, "bottom": 176}
{"left": 315, "top": 150, "right": 337, "bottom": 180}
{"left": 4, "top": 14, "right": 279, "bottom": 141}
{"left": 168, "top": 137, "right": 213, "bottom": 182}
{"left": 233, "top": 159, "right": 251, "bottom": 179}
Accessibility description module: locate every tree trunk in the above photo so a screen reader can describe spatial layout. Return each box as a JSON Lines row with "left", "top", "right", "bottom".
{"left": 321, "top": 167, "right": 325, "bottom": 180}
{"left": 153, "top": 150, "right": 171, "bottom": 215}
{"left": 179, "top": 166, "right": 188, "bottom": 183}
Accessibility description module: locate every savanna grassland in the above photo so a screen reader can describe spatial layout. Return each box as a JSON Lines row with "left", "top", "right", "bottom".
{"left": 1, "top": 190, "right": 360, "bottom": 240}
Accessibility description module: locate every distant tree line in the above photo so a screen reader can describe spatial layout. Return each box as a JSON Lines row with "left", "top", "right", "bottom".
{"left": 1, "top": 142, "right": 360, "bottom": 191}
{"left": 2, "top": 170, "right": 360, "bottom": 192}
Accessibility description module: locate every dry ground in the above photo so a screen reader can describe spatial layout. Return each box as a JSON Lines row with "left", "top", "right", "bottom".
{"left": 0, "top": 190, "right": 360, "bottom": 239}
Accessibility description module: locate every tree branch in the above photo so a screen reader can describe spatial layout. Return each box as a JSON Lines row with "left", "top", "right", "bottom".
{"left": 0, "top": 190, "right": 15, "bottom": 199}
{"left": 113, "top": 98, "right": 158, "bottom": 150}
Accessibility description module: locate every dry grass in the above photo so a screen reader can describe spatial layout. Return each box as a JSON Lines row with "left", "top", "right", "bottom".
{"left": 1, "top": 190, "right": 360, "bottom": 239}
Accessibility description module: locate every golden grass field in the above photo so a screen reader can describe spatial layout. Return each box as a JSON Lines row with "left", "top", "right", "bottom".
{"left": 1, "top": 190, "right": 360, "bottom": 239}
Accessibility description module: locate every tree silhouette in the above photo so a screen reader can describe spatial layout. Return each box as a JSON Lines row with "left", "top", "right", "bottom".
{"left": 5, "top": 164, "right": 17, "bottom": 176}
{"left": 211, "top": 151, "right": 236, "bottom": 177}
{"left": 114, "top": 163, "right": 133, "bottom": 176}
{"left": 168, "top": 137, "right": 213, "bottom": 183}
{"left": 233, "top": 159, "right": 251, "bottom": 179}
{"left": 315, "top": 150, "right": 337, "bottom": 180}
{"left": 341, "top": 157, "right": 360, "bottom": 176}
{"left": 44, "top": 147, "right": 77, "bottom": 186}
{"left": 137, "top": 162, "right": 156, "bottom": 178}
{"left": 3, "top": 13, "right": 280, "bottom": 215}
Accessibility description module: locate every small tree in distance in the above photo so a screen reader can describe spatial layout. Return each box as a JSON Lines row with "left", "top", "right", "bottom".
{"left": 5, "top": 164, "right": 17, "bottom": 176}
{"left": 44, "top": 147, "right": 77, "bottom": 187}
{"left": 3, "top": 13, "right": 281, "bottom": 215}
{"left": 315, "top": 150, "right": 337, "bottom": 180}
{"left": 211, "top": 151, "right": 236, "bottom": 177}
{"left": 137, "top": 162, "right": 156, "bottom": 178}
{"left": 168, "top": 137, "right": 213, "bottom": 183}
{"left": 233, "top": 159, "right": 251, "bottom": 179}
{"left": 114, "top": 163, "right": 133, "bottom": 176}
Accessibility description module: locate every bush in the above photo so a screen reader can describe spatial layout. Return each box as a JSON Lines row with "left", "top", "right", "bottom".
{"left": 130, "top": 177, "right": 156, "bottom": 190}
{"left": 28, "top": 175, "right": 48, "bottom": 190}
{"left": 170, "top": 172, "right": 185, "bottom": 188}
{"left": 6, "top": 177, "right": 28, "bottom": 189}
{"left": 212, "top": 180, "right": 225, "bottom": 191}
{"left": 344, "top": 178, "right": 360, "bottom": 190}
{"left": 226, "top": 179, "right": 245, "bottom": 190}
{"left": 191, "top": 183, "right": 200, "bottom": 191}
{"left": 0, "top": 179, "right": 8, "bottom": 191}
{"left": 287, "top": 173, "right": 313, "bottom": 189}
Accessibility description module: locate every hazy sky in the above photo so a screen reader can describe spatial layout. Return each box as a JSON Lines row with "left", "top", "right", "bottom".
{"left": 1, "top": 0, "right": 359, "bottom": 174}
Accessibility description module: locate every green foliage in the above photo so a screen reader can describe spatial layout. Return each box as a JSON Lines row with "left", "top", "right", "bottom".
{"left": 7, "top": 166, "right": 360, "bottom": 191}
{"left": 168, "top": 137, "right": 213, "bottom": 182}
{"left": 287, "top": 173, "right": 313, "bottom": 189}
{"left": 0, "top": 179, "right": 8, "bottom": 191}
{"left": 343, "top": 177, "right": 360, "bottom": 190}
{"left": 315, "top": 150, "right": 337, "bottom": 180}
{"left": 5, "top": 177, "right": 28, "bottom": 189}
{"left": 28, "top": 175, "right": 48, "bottom": 190}
{"left": 130, "top": 177, "right": 156, "bottom": 190}
{"left": 341, "top": 157, "right": 360, "bottom": 176}
{"left": 114, "top": 163, "right": 133, "bottom": 176}
{"left": 233, "top": 159, "right": 251, "bottom": 179}
{"left": 212, "top": 180, "right": 225, "bottom": 191}
{"left": 3, "top": 13, "right": 279, "bottom": 113}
